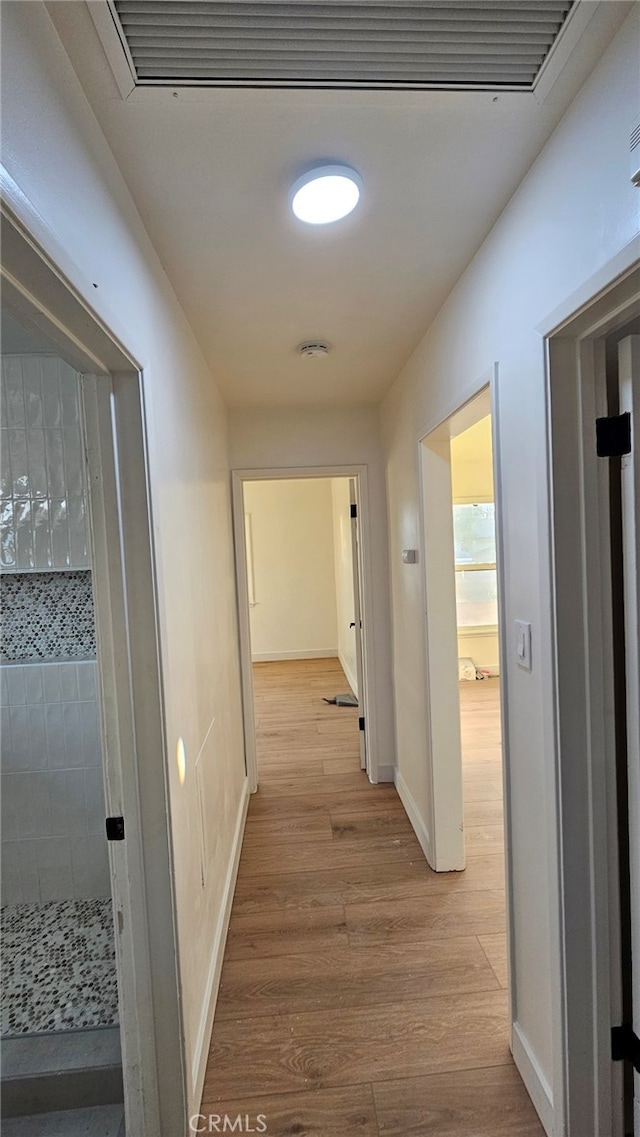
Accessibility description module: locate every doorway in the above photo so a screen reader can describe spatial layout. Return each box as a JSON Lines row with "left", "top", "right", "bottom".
{"left": 232, "top": 466, "right": 382, "bottom": 790}
{"left": 1, "top": 206, "right": 184, "bottom": 1136}
{"left": 235, "top": 473, "right": 368, "bottom": 789}
{"left": 545, "top": 263, "right": 640, "bottom": 1136}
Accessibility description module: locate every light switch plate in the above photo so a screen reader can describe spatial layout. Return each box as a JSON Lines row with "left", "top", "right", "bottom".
{"left": 515, "top": 620, "right": 532, "bottom": 670}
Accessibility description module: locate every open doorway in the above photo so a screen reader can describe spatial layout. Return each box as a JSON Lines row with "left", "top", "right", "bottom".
{"left": 1, "top": 203, "right": 185, "bottom": 1136}
{"left": 418, "top": 379, "right": 507, "bottom": 974}
{"left": 0, "top": 306, "right": 124, "bottom": 1131}
{"left": 237, "top": 475, "right": 367, "bottom": 789}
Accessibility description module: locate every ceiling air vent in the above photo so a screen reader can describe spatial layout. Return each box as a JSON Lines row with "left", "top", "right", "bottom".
{"left": 108, "top": 0, "right": 575, "bottom": 92}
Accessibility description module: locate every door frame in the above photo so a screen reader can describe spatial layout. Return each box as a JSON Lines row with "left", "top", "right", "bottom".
{"left": 1, "top": 201, "right": 185, "bottom": 1135}
{"left": 543, "top": 258, "right": 640, "bottom": 1136}
{"left": 231, "top": 464, "right": 380, "bottom": 788}
{"left": 415, "top": 369, "right": 507, "bottom": 873}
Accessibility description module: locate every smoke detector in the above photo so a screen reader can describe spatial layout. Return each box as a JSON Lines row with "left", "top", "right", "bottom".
{"left": 297, "top": 341, "right": 331, "bottom": 359}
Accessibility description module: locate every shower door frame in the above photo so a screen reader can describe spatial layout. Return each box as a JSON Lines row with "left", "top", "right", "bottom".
{"left": 0, "top": 200, "right": 184, "bottom": 1135}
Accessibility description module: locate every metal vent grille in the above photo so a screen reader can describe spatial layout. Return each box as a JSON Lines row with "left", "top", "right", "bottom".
{"left": 111, "top": 1, "right": 574, "bottom": 90}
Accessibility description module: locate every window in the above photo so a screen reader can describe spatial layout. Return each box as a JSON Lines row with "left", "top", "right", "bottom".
{"left": 452, "top": 502, "right": 497, "bottom": 628}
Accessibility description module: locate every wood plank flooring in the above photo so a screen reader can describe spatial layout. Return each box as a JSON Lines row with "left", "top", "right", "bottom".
{"left": 202, "top": 659, "right": 544, "bottom": 1135}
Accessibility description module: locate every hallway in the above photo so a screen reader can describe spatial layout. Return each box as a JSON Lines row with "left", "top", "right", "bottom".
{"left": 202, "top": 659, "right": 543, "bottom": 1135}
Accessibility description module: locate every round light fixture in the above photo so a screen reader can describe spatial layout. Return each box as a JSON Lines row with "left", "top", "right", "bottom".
{"left": 290, "top": 164, "right": 362, "bottom": 225}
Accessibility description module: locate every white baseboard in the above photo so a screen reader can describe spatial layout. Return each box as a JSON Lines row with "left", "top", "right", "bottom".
{"left": 191, "top": 777, "right": 250, "bottom": 1106}
{"left": 511, "top": 1021, "right": 555, "bottom": 1136}
{"left": 338, "top": 649, "right": 359, "bottom": 699}
{"left": 251, "top": 649, "right": 338, "bottom": 662}
{"left": 375, "top": 763, "right": 395, "bottom": 783}
{"left": 395, "top": 769, "right": 433, "bottom": 865}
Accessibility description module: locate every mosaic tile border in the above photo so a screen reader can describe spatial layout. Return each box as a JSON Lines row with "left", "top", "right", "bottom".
{"left": 0, "top": 571, "right": 96, "bottom": 662}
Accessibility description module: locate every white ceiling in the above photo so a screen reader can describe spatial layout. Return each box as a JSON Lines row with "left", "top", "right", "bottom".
{"left": 48, "top": 2, "right": 628, "bottom": 409}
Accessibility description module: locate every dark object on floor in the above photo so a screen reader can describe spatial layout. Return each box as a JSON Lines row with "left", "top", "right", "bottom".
{"left": 323, "top": 693, "right": 358, "bottom": 707}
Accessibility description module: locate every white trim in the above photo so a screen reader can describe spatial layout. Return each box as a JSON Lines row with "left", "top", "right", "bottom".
{"left": 512, "top": 1022, "right": 555, "bottom": 1137}
{"left": 86, "top": 0, "right": 137, "bottom": 100}
{"left": 251, "top": 649, "right": 338, "bottom": 662}
{"left": 191, "top": 778, "right": 250, "bottom": 1105}
{"left": 458, "top": 624, "right": 499, "bottom": 638}
{"left": 1, "top": 206, "right": 185, "bottom": 1136}
{"left": 231, "top": 465, "right": 381, "bottom": 784}
{"left": 338, "top": 648, "right": 359, "bottom": 698}
{"left": 394, "top": 770, "right": 433, "bottom": 863}
{"left": 545, "top": 265, "right": 640, "bottom": 1135}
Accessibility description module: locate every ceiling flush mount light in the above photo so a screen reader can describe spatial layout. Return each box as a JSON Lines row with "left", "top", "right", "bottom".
{"left": 290, "top": 164, "right": 362, "bottom": 225}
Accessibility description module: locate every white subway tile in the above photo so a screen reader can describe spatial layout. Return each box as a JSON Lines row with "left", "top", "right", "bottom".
{"left": 68, "top": 496, "right": 89, "bottom": 568}
{"left": 62, "top": 427, "right": 84, "bottom": 498}
{"left": 1, "top": 668, "right": 10, "bottom": 708}
{"left": 24, "top": 665, "right": 44, "bottom": 705}
{"left": 9, "top": 428, "right": 29, "bottom": 497}
{"left": 83, "top": 768, "right": 106, "bottom": 835}
{"left": 27, "top": 704, "right": 47, "bottom": 769}
{"left": 2, "top": 772, "right": 50, "bottom": 839}
{"left": 0, "top": 367, "right": 8, "bottom": 429}
{"left": 59, "top": 663, "right": 79, "bottom": 702}
{"left": 41, "top": 358, "right": 62, "bottom": 428}
{"left": 1, "top": 773, "right": 20, "bottom": 838}
{"left": 42, "top": 664, "right": 61, "bottom": 704}
{"left": 33, "top": 498, "right": 52, "bottom": 570}
{"left": 7, "top": 705, "right": 30, "bottom": 770}
{"left": 6, "top": 666, "right": 26, "bottom": 706}
{"left": 48, "top": 770, "right": 86, "bottom": 836}
{"left": 1, "top": 840, "right": 40, "bottom": 904}
{"left": 37, "top": 836, "right": 74, "bottom": 902}
{"left": 80, "top": 700, "right": 101, "bottom": 766}
{"left": 1, "top": 430, "right": 12, "bottom": 496}
{"left": 50, "top": 499, "right": 70, "bottom": 568}
{"left": 62, "top": 701, "right": 83, "bottom": 766}
{"left": 22, "top": 357, "right": 44, "bottom": 429}
{"left": 26, "top": 429, "right": 47, "bottom": 498}
{"left": 1, "top": 705, "right": 12, "bottom": 764}
{"left": 0, "top": 498, "right": 15, "bottom": 568}
{"left": 15, "top": 499, "right": 34, "bottom": 570}
{"left": 59, "top": 362, "right": 79, "bottom": 428}
{"left": 45, "top": 702, "right": 65, "bottom": 767}
{"left": 77, "top": 662, "right": 97, "bottom": 702}
{"left": 45, "top": 429, "right": 66, "bottom": 498}
{"left": 4, "top": 359, "right": 25, "bottom": 427}
{"left": 71, "top": 835, "right": 111, "bottom": 899}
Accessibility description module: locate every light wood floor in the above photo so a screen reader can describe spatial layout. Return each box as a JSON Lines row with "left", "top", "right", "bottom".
{"left": 202, "top": 659, "right": 543, "bottom": 1136}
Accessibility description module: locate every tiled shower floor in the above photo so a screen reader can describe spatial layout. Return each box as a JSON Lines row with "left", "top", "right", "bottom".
{"left": 1, "top": 899, "right": 119, "bottom": 1036}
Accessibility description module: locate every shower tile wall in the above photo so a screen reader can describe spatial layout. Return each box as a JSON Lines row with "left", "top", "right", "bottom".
{"left": 1, "top": 354, "right": 108, "bottom": 907}
{"left": 0, "top": 661, "right": 109, "bottom": 906}
{"left": 1, "top": 354, "right": 89, "bottom": 571}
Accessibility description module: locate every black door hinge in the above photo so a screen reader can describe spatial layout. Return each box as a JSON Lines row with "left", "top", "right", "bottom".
{"left": 350, "top": 503, "right": 358, "bottom": 519}
{"left": 106, "top": 816, "right": 125, "bottom": 841}
{"left": 596, "top": 412, "right": 632, "bottom": 457}
{"left": 358, "top": 716, "right": 365, "bottom": 731}
{"left": 611, "top": 1024, "right": 640, "bottom": 1073}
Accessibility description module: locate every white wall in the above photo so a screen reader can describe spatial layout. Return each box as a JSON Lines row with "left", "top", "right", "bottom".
{"left": 450, "top": 416, "right": 499, "bottom": 673}
{"left": 244, "top": 478, "right": 338, "bottom": 660}
{"left": 331, "top": 478, "right": 358, "bottom": 695}
{"left": 0, "top": 1, "right": 246, "bottom": 1118}
{"left": 380, "top": 11, "right": 639, "bottom": 1133}
{"left": 229, "top": 406, "right": 395, "bottom": 779}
